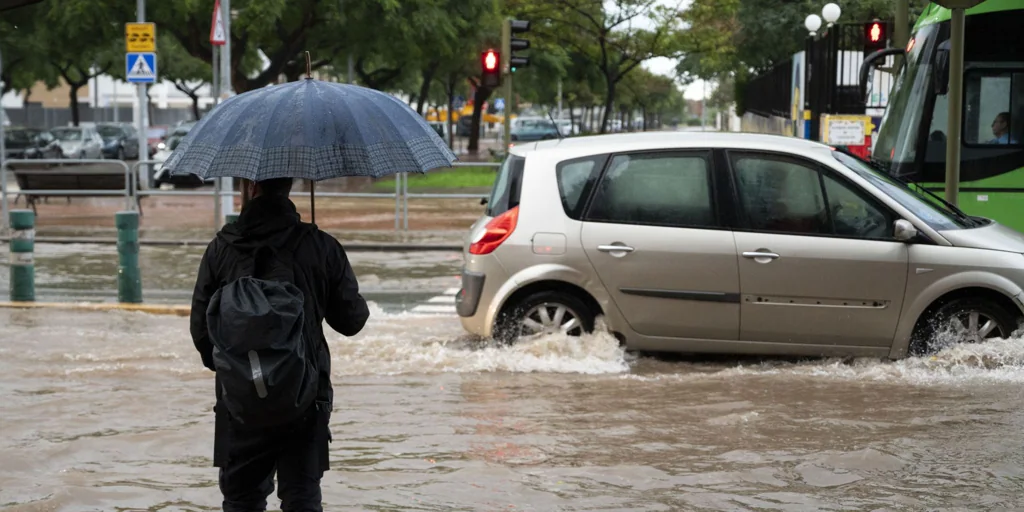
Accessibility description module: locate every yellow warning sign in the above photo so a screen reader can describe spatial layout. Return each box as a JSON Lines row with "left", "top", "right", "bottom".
{"left": 125, "top": 23, "right": 156, "bottom": 53}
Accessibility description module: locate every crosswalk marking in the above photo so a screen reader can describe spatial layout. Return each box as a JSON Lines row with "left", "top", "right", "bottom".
{"left": 411, "top": 288, "right": 459, "bottom": 315}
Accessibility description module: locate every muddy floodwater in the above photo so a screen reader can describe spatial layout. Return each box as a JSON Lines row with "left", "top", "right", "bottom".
{"left": 2, "top": 305, "right": 1024, "bottom": 511}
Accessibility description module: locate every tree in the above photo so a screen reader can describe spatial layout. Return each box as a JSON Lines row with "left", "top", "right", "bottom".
{"left": 510, "top": 0, "right": 682, "bottom": 133}
{"left": 0, "top": 3, "right": 56, "bottom": 97}
{"left": 150, "top": 0, "right": 336, "bottom": 93}
{"left": 159, "top": 36, "right": 211, "bottom": 120}
{"left": 38, "top": 0, "right": 124, "bottom": 125}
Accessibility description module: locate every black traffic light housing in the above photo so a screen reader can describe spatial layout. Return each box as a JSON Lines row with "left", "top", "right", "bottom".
{"left": 481, "top": 49, "right": 501, "bottom": 88}
{"left": 863, "top": 19, "right": 888, "bottom": 53}
{"left": 509, "top": 19, "right": 531, "bottom": 73}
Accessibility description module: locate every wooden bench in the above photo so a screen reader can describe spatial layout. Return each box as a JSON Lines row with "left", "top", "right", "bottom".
{"left": 11, "top": 168, "right": 142, "bottom": 215}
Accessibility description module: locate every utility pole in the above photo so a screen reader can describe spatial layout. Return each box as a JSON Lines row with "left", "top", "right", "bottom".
{"left": 136, "top": 0, "right": 150, "bottom": 188}
{"left": 934, "top": 0, "right": 985, "bottom": 206}
{"left": 894, "top": 0, "right": 909, "bottom": 69}
{"left": 501, "top": 20, "right": 512, "bottom": 152}
{"left": 219, "top": 0, "right": 234, "bottom": 219}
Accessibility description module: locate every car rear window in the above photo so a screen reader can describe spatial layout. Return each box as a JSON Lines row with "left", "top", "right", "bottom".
{"left": 486, "top": 155, "right": 525, "bottom": 217}
{"left": 556, "top": 155, "right": 606, "bottom": 220}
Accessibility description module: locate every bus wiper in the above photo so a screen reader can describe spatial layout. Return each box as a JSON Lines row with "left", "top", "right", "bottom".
{"left": 850, "top": 151, "right": 978, "bottom": 227}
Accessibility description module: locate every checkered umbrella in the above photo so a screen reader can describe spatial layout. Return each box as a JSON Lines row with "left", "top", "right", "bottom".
{"left": 163, "top": 78, "right": 456, "bottom": 182}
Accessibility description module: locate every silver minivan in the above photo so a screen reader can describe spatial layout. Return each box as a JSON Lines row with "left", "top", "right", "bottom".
{"left": 456, "top": 132, "right": 1024, "bottom": 358}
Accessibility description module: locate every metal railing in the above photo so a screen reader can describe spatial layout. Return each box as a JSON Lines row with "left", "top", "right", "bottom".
{"left": 1, "top": 159, "right": 134, "bottom": 230}
{"left": 2, "top": 158, "right": 501, "bottom": 232}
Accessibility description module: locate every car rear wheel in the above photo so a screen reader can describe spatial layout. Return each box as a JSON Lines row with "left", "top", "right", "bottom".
{"left": 496, "top": 290, "right": 596, "bottom": 344}
{"left": 910, "top": 297, "right": 1021, "bottom": 356}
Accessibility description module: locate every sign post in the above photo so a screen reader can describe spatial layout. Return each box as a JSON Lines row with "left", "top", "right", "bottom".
{"left": 216, "top": 0, "right": 234, "bottom": 221}
{"left": 210, "top": 0, "right": 226, "bottom": 225}
{"left": 127, "top": 5, "right": 154, "bottom": 189}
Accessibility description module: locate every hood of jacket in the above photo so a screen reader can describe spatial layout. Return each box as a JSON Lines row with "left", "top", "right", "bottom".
{"left": 216, "top": 195, "right": 305, "bottom": 252}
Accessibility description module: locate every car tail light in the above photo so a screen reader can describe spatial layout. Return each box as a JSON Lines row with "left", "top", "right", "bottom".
{"left": 469, "top": 206, "right": 519, "bottom": 255}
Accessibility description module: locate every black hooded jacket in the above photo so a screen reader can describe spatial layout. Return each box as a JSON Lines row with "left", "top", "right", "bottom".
{"left": 190, "top": 194, "right": 369, "bottom": 407}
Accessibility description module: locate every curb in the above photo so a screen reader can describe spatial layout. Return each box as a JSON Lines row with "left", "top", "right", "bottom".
{"left": 0, "top": 237, "right": 462, "bottom": 252}
{"left": 0, "top": 301, "right": 191, "bottom": 316}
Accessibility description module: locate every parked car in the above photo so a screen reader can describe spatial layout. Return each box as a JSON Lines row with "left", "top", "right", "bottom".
{"left": 152, "top": 122, "right": 207, "bottom": 188}
{"left": 96, "top": 123, "right": 141, "bottom": 160}
{"left": 456, "top": 132, "right": 1024, "bottom": 359}
{"left": 510, "top": 119, "right": 560, "bottom": 142}
{"left": 3, "top": 127, "right": 63, "bottom": 160}
{"left": 50, "top": 126, "right": 104, "bottom": 159}
{"left": 146, "top": 126, "right": 169, "bottom": 158}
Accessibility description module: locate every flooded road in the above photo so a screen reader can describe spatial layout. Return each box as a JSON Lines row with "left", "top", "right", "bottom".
{"left": 2, "top": 304, "right": 1023, "bottom": 511}
{"left": 0, "top": 243, "right": 464, "bottom": 312}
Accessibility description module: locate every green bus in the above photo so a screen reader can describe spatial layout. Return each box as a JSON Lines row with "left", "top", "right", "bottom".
{"left": 871, "top": 0, "right": 1024, "bottom": 232}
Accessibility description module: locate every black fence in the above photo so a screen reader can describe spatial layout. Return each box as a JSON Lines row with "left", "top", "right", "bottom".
{"left": 743, "top": 57, "right": 795, "bottom": 119}
{"left": 743, "top": 21, "right": 897, "bottom": 139}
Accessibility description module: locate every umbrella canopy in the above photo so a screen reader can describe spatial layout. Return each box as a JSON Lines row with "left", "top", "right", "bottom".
{"left": 164, "top": 78, "right": 457, "bottom": 181}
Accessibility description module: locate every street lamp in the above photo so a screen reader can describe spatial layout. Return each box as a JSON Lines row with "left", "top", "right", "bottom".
{"left": 822, "top": 3, "right": 841, "bottom": 27}
{"left": 804, "top": 14, "right": 822, "bottom": 37}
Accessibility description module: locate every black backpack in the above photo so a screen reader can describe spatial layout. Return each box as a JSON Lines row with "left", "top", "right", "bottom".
{"left": 207, "top": 232, "right": 319, "bottom": 429}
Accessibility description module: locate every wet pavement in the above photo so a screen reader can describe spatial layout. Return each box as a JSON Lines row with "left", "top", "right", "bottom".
{"left": 2, "top": 246, "right": 1024, "bottom": 510}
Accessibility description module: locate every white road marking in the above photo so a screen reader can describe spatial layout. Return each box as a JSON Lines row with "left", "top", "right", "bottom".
{"left": 410, "top": 287, "right": 460, "bottom": 315}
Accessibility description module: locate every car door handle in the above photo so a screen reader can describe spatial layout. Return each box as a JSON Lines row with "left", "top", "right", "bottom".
{"left": 742, "top": 251, "right": 780, "bottom": 259}
{"left": 598, "top": 244, "right": 635, "bottom": 253}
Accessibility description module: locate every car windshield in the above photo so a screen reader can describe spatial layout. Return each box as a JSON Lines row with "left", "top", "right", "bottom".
{"left": 832, "top": 150, "right": 973, "bottom": 231}
{"left": 97, "top": 125, "right": 122, "bottom": 138}
{"left": 51, "top": 128, "right": 83, "bottom": 141}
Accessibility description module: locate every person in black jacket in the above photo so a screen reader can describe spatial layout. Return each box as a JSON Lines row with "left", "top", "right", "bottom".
{"left": 190, "top": 177, "right": 369, "bottom": 511}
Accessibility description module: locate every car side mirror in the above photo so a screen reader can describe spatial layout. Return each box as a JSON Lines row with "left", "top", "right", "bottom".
{"left": 894, "top": 219, "right": 918, "bottom": 242}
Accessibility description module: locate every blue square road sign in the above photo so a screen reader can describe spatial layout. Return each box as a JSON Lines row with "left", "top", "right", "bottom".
{"left": 126, "top": 52, "right": 157, "bottom": 84}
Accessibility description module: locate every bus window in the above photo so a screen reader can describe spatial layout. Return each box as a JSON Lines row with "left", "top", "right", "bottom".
{"left": 964, "top": 71, "right": 1023, "bottom": 146}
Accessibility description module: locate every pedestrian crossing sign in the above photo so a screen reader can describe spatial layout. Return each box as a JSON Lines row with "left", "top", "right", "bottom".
{"left": 126, "top": 52, "right": 157, "bottom": 84}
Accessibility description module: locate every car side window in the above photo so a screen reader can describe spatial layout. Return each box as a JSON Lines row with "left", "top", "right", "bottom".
{"left": 732, "top": 154, "right": 829, "bottom": 235}
{"left": 821, "top": 173, "right": 894, "bottom": 239}
{"left": 585, "top": 152, "right": 714, "bottom": 228}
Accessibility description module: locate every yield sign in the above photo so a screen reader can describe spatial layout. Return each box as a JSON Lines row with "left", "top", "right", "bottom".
{"left": 210, "top": 0, "right": 226, "bottom": 46}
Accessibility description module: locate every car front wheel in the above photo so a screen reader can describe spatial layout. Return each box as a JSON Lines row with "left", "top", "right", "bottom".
{"left": 910, "top": 297, "right": 1021, "bottom": 355}
{"left": 495, "top": 290, "right": 596, "bottom": 344}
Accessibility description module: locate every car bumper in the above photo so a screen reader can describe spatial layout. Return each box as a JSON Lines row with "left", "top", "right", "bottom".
{"left": 457, "top": 255, "right": 511, "bottom": 339}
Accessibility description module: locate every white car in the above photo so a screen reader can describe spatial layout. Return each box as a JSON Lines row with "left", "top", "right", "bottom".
{"left": 50, "top": 126, "right": 103, "bottom": 159}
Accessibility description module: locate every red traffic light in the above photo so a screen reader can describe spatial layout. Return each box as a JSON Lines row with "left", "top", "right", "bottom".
{"left": 869, "top": 22, "right": 882, "bottom": 42}
{"left": 483, "top": 50, "right": 499, "bottom": 71}
{"left": 864, "top": 20, "right": 886, "bottom": 50}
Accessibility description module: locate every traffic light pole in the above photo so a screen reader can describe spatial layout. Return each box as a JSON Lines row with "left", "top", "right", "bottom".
{"left": 501, "top": 19, "right": 512, "bottom": 153}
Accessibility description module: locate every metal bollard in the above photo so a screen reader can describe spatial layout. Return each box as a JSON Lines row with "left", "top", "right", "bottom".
{"left": 115, "top": 211, "right": 142, "bottom": 303}
{"left": 225, "top": 213, "right": 239, "bottom": 225}
{"left": 8, "top": 209, "right": 35, "bottom": 302}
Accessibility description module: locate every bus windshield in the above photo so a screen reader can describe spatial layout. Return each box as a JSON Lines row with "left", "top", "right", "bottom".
{"left": 872, "top": 24, "right": 941, "bottom": 175}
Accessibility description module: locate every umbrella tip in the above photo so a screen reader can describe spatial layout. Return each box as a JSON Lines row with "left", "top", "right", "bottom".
{"left": 305, "top": 51, "right": 312, "bottom": 79}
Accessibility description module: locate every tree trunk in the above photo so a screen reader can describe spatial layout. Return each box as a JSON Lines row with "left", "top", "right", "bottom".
{"left": 190, "top": 94, "right": 201, "bottom": 120}
{"left": 69, "top": 84, "right": 82, "bottom": 126}
{"left": 642, "top": 106, "right": 648, "bottom": 131}
{"left": 468, "top": 85, "right": 493, "bottom": 154}
{"left": 446, "top": 89, "right": 455, "bottom": 151}
{"left": 416, "top": 64, "right": 438, "bottom": 115}
{"left": 600, "top": 79, "right": 617, "bottom": 134}
{"left": 568, "top": 102, "right": 576, "bottom": 133}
